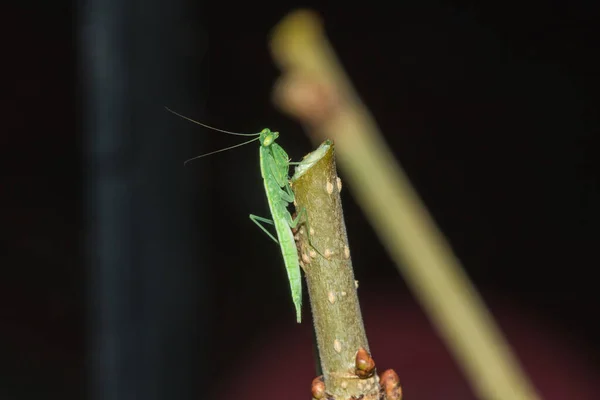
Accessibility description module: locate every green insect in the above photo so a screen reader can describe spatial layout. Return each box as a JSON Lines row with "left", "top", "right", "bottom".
{"left": 166, "top": 107, "right": 311, "bottom": 323}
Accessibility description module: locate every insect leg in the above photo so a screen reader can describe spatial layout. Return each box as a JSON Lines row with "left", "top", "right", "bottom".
{"left": 288, "top": 206, "right": 305, "bottom": 230}
{"left": 278, "top": 181, "right": 295, "bottom": 204}
{"left": 288, "top": 207, "right": 331, "bottom": 259}
{"left": 249, "top": 214, "right": 279, "bottom": 245}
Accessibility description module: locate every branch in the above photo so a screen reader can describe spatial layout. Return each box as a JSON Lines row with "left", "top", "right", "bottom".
{"left": 292, "top": 141, "right": 379, "bottom": 400}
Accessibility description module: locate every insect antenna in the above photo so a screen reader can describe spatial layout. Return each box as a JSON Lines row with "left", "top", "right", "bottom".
{"left": 165, "top": 107, "right": 260, "bottom": 137}
{"left": 183, "top": 136, "right": 260, "bottom": 165}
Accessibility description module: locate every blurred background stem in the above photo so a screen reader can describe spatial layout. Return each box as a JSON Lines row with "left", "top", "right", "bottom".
{"left": 270, "top": 10, "right": 541, "bottom": 400}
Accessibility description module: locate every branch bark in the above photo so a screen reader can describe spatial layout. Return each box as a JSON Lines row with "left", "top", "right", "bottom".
{"left": 292, "top": 141, "right": 379, "bottom": 400}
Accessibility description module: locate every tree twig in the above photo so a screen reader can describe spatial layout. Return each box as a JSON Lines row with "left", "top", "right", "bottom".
{"left": 293, "top": 141, "right": 379, "bottom": 400}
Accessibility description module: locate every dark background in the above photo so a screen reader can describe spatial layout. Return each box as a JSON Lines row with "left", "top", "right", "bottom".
{"left": 3, "top": 0, "right": 598, "bottom": 399}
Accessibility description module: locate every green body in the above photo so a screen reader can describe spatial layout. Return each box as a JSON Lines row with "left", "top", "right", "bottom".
{"left": 250, "top": 129, "right": 303, "bottom": 323}
{"left": 165, "top": 108, "right": 304, "bottom": 323}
